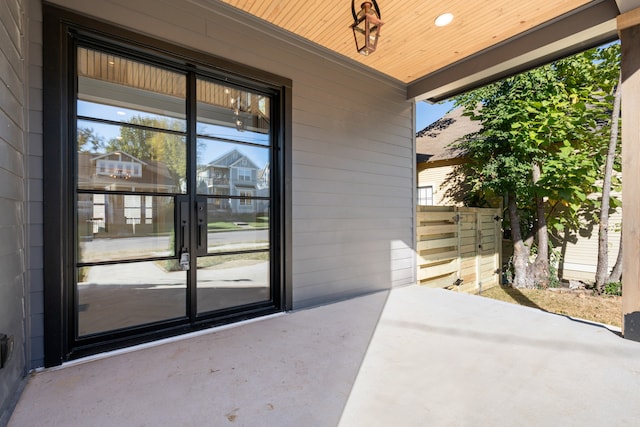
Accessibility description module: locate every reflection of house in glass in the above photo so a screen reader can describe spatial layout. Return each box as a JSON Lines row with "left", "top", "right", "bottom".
{"left": 256, "top": 162, "right": 270, "bottom": 215}
{"left": 77, "top": 151, "right": 176, "bottom": 239}
{"left": 197, "top": 149, "right": 269, "bottom": 214}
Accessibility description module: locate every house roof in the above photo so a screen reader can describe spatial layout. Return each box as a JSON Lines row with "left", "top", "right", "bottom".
{"left": 77, "top": 151, "right": 176, "bottom": 189}
{"left": 209, "top": 149, "right": 258, "bottom": 169}
{"left": 214, "top": 0, "right": 635, "bottom": 102}
{"left": 416, "top": 107, "right": 480, "bottom": 163}
{"left": 90, "top": 151, "right": 149, "bottom": 166}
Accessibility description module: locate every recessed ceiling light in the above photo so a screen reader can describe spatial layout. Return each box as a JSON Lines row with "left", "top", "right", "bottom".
{"left": 435, "top": 13, "right": 454, "bottom": 27}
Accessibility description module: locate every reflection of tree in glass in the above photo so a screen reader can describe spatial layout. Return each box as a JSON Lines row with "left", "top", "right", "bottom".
{"left": 77, "top": 127, "right": 105, "bottom": 153}
{"left": 107, "top": 116, "right": 186, "bottom": 188}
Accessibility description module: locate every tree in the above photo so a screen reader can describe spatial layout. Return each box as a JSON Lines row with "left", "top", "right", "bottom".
{"left": 106, "top": 116, "right": 186, "bottom": 188}
{"left": 77, "top": 127, "right": 105, "bottom": 152}
{"left": 594, "top": 75, "right": 621, "bottom": 291}
{"left": 451, "top": 45, "right": 619, "bottom": 288}
{"left": 593, "top": 45, "right": 623, "bottom": 292}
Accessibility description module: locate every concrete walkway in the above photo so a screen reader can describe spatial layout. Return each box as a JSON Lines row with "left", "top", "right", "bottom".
{"left": 9, "top": 285, "right": 640, "bottom": 426}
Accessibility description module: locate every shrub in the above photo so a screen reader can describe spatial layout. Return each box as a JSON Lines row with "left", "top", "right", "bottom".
{"left": 603, "top": 281, "right": 622, "bottom": 296}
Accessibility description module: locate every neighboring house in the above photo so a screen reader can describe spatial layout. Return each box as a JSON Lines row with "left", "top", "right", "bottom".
{"left": 197, "top": 149, "right": 267, "bottom": 214}
{"left": 556, "top": 206, "right": 622, "bottom": 281}
{"left": 79, "top": 151, "right": 178, "bottom": 192}
{"left": 416, "top": 108, "right": 622, "bottom": 282}
{"left": 256, "top": 162, "right": 271, "bottom": 216}
{"left": 416, "top": 107, "right": 480, "bottom": 206}
{"left": 77, "top": 151, "right": 177, "bottom": 238}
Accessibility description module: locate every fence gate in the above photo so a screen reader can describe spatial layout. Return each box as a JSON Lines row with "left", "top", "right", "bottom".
{"left": 416, "top": 206, "right": 502, "bottom": 293}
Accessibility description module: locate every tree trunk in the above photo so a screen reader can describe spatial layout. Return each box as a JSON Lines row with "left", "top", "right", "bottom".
{"left": 531, "top": 162, "right": 550, "bottom": 287}
{"left": 595, "top": 75, "right": 622, "bottom": 293}
{"left": 608, "top": 231, "right": 623, "bottom": 283}
{"left": 508, "top": 193, "right": 534, "bottom": 288}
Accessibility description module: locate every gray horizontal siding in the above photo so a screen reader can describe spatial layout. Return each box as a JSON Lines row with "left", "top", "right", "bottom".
{"left": 0, "top": 0, "right": 27, "bottom": 420}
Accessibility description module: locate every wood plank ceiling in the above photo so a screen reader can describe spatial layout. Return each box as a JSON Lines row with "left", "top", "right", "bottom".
{"left": 218, "top": 0, "right": 592, "bottom": 84}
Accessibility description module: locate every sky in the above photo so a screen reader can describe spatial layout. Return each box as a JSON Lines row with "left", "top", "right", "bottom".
{"left": 416, "top": 100, "right": 454, "bottom": 132}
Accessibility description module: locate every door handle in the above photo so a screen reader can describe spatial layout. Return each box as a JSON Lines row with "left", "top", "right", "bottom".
{"left": 196, "top": 197, "right": 208, "bottom": 256}
{"left": 179, "top": 198, "right": 190, "bottom": 250}
{"left": 175, "top": 195, "right": 190, "bottom": 264}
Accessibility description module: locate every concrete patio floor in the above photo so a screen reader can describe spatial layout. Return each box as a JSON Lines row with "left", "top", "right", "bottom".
{"left": 9, "top": 285, "right": 640, "bottom": 426}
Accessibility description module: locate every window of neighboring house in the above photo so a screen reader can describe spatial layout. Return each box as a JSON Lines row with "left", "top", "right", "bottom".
{"left": 124, "top": 195, "right": 141, "bottom": 224}
{"left": 92, "top": 194, "right": 106, "bottom": 233}
{"left": 238, "top": 168, "right": 252, "bottom": 181}
{"left": 418, "top": 186, "right": 434, "bottom": 206}
{"left": 240, "top": 190, "right": 253, "bottom": 205}
{"left": 145, "top": 196, "right": 153, "bottom": 224}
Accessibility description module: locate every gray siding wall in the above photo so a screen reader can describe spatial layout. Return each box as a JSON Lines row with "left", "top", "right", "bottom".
{"left": 0, "top": 0, "right": 27, "bottom": 421}
{"left": 27, "top": 0, "right": 415, "bottom": 365}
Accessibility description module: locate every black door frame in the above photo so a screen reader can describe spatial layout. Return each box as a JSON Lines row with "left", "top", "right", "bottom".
{"left": 43, "top": 4, "right": 292, "bottom": 367}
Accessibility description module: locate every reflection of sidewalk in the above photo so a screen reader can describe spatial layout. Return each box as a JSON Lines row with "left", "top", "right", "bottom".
{"left": 82, "top": 260, "right": 268, "bottom": 288}
{"left": 197, "top": 261, "right": 267, "bottom": 288}
{"left": 85, "top": 261, "right": 182, "bottom": 285}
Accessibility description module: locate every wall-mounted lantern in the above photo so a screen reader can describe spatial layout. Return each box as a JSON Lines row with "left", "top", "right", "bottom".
{"left": 350, "top": 1, "right": 384, "bottom": 56}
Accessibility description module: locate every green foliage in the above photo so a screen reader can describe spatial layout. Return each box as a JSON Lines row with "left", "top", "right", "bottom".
{"left": 547, "top": 245, "right": 562, "bottom": 288}
{"left": 451, "top": 43, "right": 620, "bottom": 240}
{"left": 77, "top": 127, "right": 105, "bottom": 152}
{"left": 208, "top": 221, "right": 241, "bottom": 231}
{"left": 450, "top": 44, "right": 620, "bottom": 288}
{"left": 603, "top": 281, "right": 622, "bottom": 296}
{"left": 208, "top": 221, "right": 269, "bottom": 231}
{"left": 502, "top": 256, "right": 514, "bottom": 286}
{"left": 106, "top": 116, "right": 187, "bottom": 188}
{"left": 165, "top": 231, "right": 180, "bottom": 271}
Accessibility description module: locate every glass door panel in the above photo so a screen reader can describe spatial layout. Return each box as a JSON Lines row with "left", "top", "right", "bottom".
{"left": 76, "top": 120, "right": 187, "bottom": 194}
{"left": 196, "top": 140, "right": 270, "bottom": 197}
{"left": 206, "top": 203, "right": 270, "bottom": 254}
{"left": 77, "top": 261, "right": 187, "bottom": 336}
{"left": 195, "top": 78, "right": 272, "bottom": 315}
{"left": 77, "top": 194, "right": 175, "bottom": 262}
{"left": 196, "top": 253, "right": 270, "bottom": 314}
{"left": 75, "top": 46, "right": 188, "bottom": 337}
{"left": 76, "top": 47, "right": 187, "bottom": 126}
{"left": 196, "top": 79, "right": 270, "bottom": 145}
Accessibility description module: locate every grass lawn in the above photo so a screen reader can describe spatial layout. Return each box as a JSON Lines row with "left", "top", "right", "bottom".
{"left": 207, "top": 221, "right": 268, "bottom": 231}
{"left": 479, "top": 285, "right": 622, "bottom": 328}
